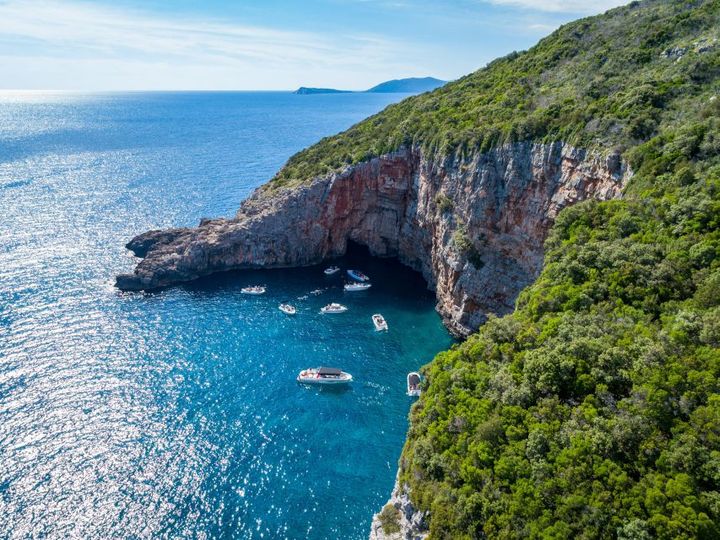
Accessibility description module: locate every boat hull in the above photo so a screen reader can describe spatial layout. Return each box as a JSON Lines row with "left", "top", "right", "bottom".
{"left": 297, "top": 369, "right": 353, "bottom": 385}
{"left": 297, "top": 376, "right": 352, "bottom": 385}
{"left": 407, "top": 372, "right": 422, "bottom": 396}
{"left": 320, "top": 305, "right": 348, "bottom": 313}
{"left": 347, "top": 270, "right": 369, "bottom": 282}
{"left": 372, "top": 314, "right": 388, "bottom": 331}
{"left": 344, "top": 284, "right": 371, "bottom": 292}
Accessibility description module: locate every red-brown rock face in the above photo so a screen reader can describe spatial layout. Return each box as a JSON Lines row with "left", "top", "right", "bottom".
{"left": 116, "top": 142, "right": 630, "bottom": 336}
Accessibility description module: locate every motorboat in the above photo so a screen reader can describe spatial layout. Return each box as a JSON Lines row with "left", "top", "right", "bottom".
{"left": 279, "top": 303, "right": 296, "bottom": 315}
{"left": 372, "top": 313, "right": 388, "bottom": 331}
{"left": 407, "top": 372, "right": 422, "bottom": 396}
{"left": 297, "top": 367, "right": 353, "bottom": 385}
{"left": 241, "top": 285, "right": 266, "bottom": 295}
{"left": 347, "top": 269, "right": 369, "bottom": 282}
{"left": 320, "top": 303, "right": 348, "bottom": 314}
{"left": 324, "top": 266, "right": 340, "bottom": 275}
{"left": 344, "top": 282, "right": 371, "bottom": 292}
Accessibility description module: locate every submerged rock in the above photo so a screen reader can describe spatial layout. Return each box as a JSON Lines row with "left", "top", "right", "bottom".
{"left": 116, "top": 142, "right": 629, "bottom": 336}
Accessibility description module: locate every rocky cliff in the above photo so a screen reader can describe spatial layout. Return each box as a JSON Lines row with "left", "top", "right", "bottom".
{"left": 369, "top": 476, "right": 428, "bottom": 540}
{"left": 117, "top": 141, "right": 630, "bottom": 336}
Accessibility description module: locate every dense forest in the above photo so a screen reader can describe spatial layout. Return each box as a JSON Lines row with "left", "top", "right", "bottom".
{"left": 272, "top": 0, "right": 720, "bottom": 537}
{"left": 397, "top": 1, "right": 720, "bottom": 538}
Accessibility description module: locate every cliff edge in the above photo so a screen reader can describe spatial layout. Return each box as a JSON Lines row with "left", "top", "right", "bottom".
{"left": 116, "top": 142, "right": 628, "bottom": 336}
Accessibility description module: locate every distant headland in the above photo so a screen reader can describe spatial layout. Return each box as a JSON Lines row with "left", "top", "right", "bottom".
{"left": 294, "top": 76, "right": 446, "bottom": 95}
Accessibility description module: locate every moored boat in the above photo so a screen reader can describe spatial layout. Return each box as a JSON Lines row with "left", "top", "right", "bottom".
{"left": 279, "top": 303, "right": 296, "bottom": 315}
{"left": 324, "top": 266, "right": 340, "bottom": 275}
{"left": 372, "top": 313, "right": 388, "bottom": 331}
{"left": 297, "top": 367, "right": 353, "bottom": 385}
{"left": 241, "top": 285, "right": 266, "bottom": 295}
{"left": 320, "top": 303, "right": 348, "bottom": 314}
{"left": 344, "top": 282, "right": 371, "bottom": 292}
{"left": 407, "top": 372, "right": 422, "bottom": 396}
{"left": 347, "top": 269, "right": 369, "bottom": 282}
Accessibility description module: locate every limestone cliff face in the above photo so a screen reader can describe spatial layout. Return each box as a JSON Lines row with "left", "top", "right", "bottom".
{"left": 116, "top": 142, "right": 630, "bottom": 336}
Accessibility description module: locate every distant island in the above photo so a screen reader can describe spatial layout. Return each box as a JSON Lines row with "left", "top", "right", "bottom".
{"left": 294, "top": 76, "right": 446, "bottom": 95}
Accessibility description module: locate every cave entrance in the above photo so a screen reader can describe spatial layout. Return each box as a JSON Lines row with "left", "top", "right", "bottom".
{"left": 340, "top": 240, "right": 432, "bottom": 296}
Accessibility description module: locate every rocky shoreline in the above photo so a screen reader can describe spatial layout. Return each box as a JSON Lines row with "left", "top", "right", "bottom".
{"left": 117, "top": 142, "right": 630, "bottom": 337}
{"left": 368, "top": 475, "right": 428, "bottom": 540}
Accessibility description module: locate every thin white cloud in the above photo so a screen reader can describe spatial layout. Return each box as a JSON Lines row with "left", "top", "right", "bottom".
{"left": 485, "top": 0, "right": 628, "bottom": 14}
{"left": 0, "top": 0, "right": 415, "bottom": 89}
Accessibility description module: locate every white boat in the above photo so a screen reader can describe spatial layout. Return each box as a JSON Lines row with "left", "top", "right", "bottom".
{"left": 372, "top": 313, "right": 388, "bottom": 331}
{"left": 320, "top": 303, "right": 348, "bottom": 314}
{"left": 347, "top": 269, "right": 369, "bottom": 282}
{"left": 344, "top": 282, "right": 372, "bottom": 292}
{"left": 407, "top": 372, "right": 422, "bottom": 396}
{"left": 279, "top": 303, "right": 296, "bottom": 315}
{"left": 297, "top": 367, "right": 353, "bottom": 385}
{"left": 241, "top": 285, "right": 266, "bottom": 295}
{"left": 324, "top": 266, "right": 340, "bottom": 275}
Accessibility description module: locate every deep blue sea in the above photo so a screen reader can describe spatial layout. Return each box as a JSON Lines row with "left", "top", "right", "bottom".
{"left": 0, "top": 92, "right": 453, "bottom": 539}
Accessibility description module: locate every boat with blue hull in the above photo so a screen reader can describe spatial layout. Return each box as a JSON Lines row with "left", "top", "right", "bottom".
{"left": 347, "top": 269, "right": 369, "bottom": 282}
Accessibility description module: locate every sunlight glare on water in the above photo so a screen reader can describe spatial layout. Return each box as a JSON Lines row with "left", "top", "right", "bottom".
{"left": 0, "top": 91, "right": 453, "bottom": 539}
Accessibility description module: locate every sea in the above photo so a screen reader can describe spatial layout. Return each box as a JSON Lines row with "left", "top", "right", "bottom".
{"left": 0, "top": 91, "right": 454, "bottom": 539}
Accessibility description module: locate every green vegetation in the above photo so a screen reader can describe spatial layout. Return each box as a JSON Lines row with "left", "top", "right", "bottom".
{"left": 401, "top": 119, "right": 720, "bottom": 538}
{"left": 269, "top": 0, "right": 720, "bottom": 190}
{"left": 453, "top": 226, "right": 485, "bottom": 269}
{"left": 268, "top": 1, "right": 720, "bottom": 537}
{"left": 435, "top": 192, "right": 455, "bottom": 214}
{"left": 378, "top": 504, "right": 402, "bottom": 535}
{"left": 390, "top": 1, "right": 719, "bottom": 538}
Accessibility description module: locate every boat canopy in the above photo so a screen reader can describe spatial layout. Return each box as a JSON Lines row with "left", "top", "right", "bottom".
{"left": 318, "top": 367, "right": 342, "bottom": 376}
{"left": 408, "top": 373, "right": 421, "bottom": 385}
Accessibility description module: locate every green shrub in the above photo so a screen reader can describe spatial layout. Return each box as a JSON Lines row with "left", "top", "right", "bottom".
{"left": 452, "top": 228, "right": 484, "bottom": 269}
{"left": 378, "top": 504, "right": 401, "bottom": 534}
{"left": 434, "top": 193, "right": 454, "bottom": 214}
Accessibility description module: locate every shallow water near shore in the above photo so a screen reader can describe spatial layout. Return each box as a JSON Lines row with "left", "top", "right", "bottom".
{"left": 0, "top": 91, "right": 454, "bottom": 539}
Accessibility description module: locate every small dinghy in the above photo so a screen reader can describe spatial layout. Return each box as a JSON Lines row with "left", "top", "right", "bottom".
{"left": 241, "top": 285, "right": 266, "bottom": 295}
{"left": 279, "top": 303, "right": 296, "bottom": 315}
{"left": 407, "top": 372, "right": 422, "bottom": 396}
{"left": 372, "top": 313, "right": 388, "bottom": 331}
{"left": 320, "top": 303, "right": 348, "bottom": 314}
{"left": 344, "top": 282, "right": 371, "bottom": 292}
{"left": 347, "top": 269, "right": 369, "bottom": 282}
{"left": 297, "top": 366, "right": 353, "bottom": 385}
{"left": 324, "top": 266, "right": 340, "bottom": 275}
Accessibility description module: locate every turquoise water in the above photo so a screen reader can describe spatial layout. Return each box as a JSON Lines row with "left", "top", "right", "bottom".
{"left": 0, "top": 92, "right": 454, "bottom": 539}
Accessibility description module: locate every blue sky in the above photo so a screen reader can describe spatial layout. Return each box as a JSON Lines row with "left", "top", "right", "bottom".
{"left": 0, "top": 0, "right": 628, "bottom": 90}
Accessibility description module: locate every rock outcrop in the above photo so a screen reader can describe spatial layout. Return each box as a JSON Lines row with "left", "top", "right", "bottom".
{"left": 369, "top": 476, "right": 428, "bottom": 540}
{"left": 116, "top": 142, "right": 630, "bottom": 336}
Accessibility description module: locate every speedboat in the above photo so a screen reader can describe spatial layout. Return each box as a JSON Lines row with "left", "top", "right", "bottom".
{"left": 241, "top": 285, "right": 266, "bottom": 295}
{"left": 324, "top": 266, "right": 340, "bottom": 275}
{"left": 297, "top": 367, "right": 353, "bottom": 385}
{"left": 407, "top": 372, "right": 421, "bottom": 396}
{"left": 320, "top": 303, "right": 348, "bottom": 314}
{"left": 347, "top": 269, "right": 369, "bottom": 282}
{"left": 279, "top": 303, "right": 296, "bottom": 315}
{"left": 372, "top": 313, "right": 388, "bottom": 331}
{"left": 344, "top": 282, "right": 371, "bottom": 292}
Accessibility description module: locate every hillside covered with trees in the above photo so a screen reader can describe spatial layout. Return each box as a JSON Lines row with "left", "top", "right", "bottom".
{"left": 393, "top": 2, "right": 720, "bottom": 538}
{"left": 270, "top": 1, "right": 720, "bottom": 537}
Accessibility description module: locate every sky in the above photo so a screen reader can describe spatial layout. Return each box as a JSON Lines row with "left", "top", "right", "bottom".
{"left": 0, "top": 0, "right": 629, "bottom": 91}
